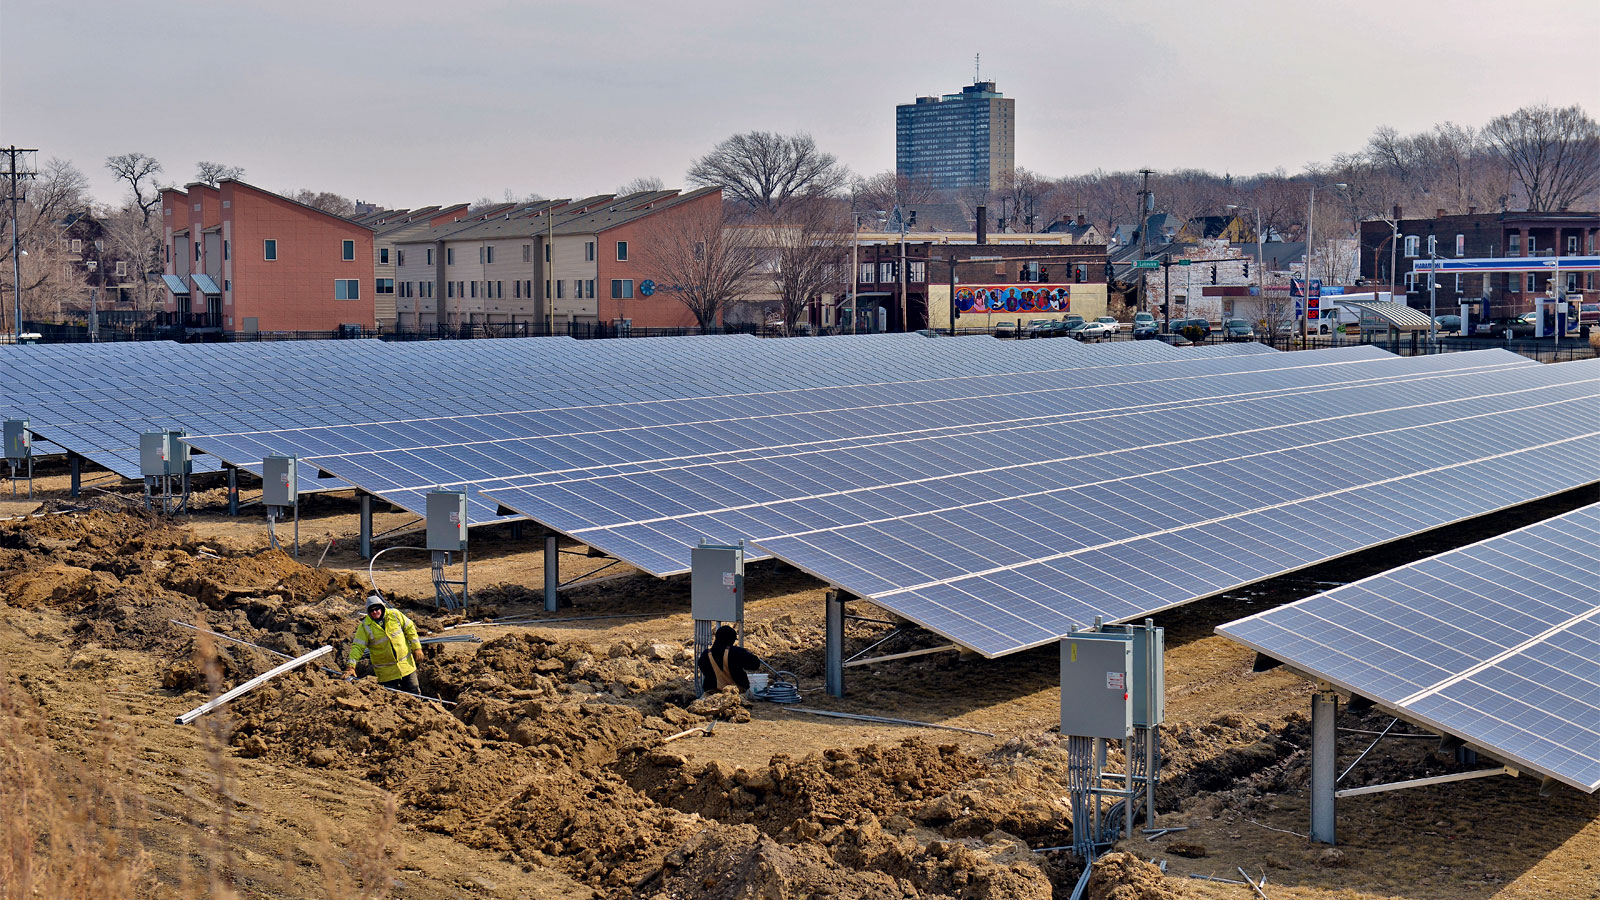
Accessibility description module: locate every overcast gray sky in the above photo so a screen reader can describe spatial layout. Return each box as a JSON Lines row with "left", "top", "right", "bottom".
{"left": 4, "top": 0, "right": 1597, "bottom": 208}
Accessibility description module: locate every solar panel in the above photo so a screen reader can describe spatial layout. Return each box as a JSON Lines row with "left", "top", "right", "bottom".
{"left": 485, "top": 351, "right": 1548, "bottom": 572}
{"left": 310, "top": 346, "right": 1442, "bottom": 525}
{"left": 467, "top": 357, "right": 1596, "bottom": 662}
{"left": 1217, "top": 503, "right": 1600, "bottom": 793}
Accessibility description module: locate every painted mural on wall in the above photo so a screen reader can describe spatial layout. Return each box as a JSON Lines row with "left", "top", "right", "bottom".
{"left": 954, "top": 284, "right": 1072, "bottom": 314}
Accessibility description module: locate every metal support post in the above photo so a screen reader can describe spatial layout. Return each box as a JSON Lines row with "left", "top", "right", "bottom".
{"left": 1310, "top": 688, "right": 1338, "bottom": 845}
{"left": 226, "top": 465, "right": 239, "bottom": 515}
{"left": 825, "top": 589, "right": 844, "bottom": 698}
{"left": 143, "top": 476, "right": 153, "bottom": 511}
{"left": 544, "top": 535, "right": 559, "bottom": 612}
{"left": 69, "top": 453, "right": 80, "bottom": 497}
{"left": 358, "top": 493, "right": 373, "bottom": 559}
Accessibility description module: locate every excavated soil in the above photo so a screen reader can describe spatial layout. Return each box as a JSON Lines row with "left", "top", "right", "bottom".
{"left": 2, "top": 495, "right": 1597, "bottom": 899}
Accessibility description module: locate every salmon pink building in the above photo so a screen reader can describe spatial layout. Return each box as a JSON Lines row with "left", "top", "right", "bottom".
{"left": 160, "top": 180, "right": 375, "bottom": 334}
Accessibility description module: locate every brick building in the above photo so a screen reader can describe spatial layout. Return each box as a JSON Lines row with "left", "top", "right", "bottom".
{"left": 159, "top": 180, "right": 375, "bottom": 334}
{"left": 839, "top": 233, "right": 1109, "bottom": 332}
{"left": 1359, "top": 209, "right": 1600, "bottom": 318}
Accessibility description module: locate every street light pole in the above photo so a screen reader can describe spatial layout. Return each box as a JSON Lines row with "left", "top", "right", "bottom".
{"left": 849, "top": 212, "right": 860, "bottom": 335}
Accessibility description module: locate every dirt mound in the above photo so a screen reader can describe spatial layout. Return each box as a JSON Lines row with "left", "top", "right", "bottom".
{"left": 229, "top": 669, "right": 471, "bottom": 775}
{"left": 0, "top": 508, "right": 173, "bottom": 553}
{"left": 1086, "top": 852, "right": 1180, "bottom": 900}
{"left": 626, "top": 738, "right": 988, "bottom": 837}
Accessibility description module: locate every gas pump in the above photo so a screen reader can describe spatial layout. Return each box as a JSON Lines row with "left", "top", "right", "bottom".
{"left": 1460, "top": 297, "right": 1486, "bottom": 336}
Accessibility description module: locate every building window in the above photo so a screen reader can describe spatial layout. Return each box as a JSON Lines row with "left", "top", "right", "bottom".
{"left": 859, "top": 262, "right": 875, "bottom": 283}
{"left": 194, "top": 241, "right": 201, "bottom": 261}
{"left": 426, "top": 248, "right": 433, "bottom": 265}
{"left": 376, "top": 278, "right": 394, "bottom": 294}
{"left": 585, "top": 241, "right": 596, "bottom": 261}
{"left": 524, "top": 280, "right": 532, "bottom": 299}
{"left": 1453, "top": 274, "right": 1462, "bottom": 293}
{"left": 909, "top": 261, "right": 926, "bottom": 282}
{"left": 1568, "top": 235, "right": 1579, "bottom": 255}
{"left": 470, "top": 281, "right": 477, "bottom": 298}
{"left": 1405, "top": 272, "right": 1415, "bottom": 291}
{"left": 446, "top": 247, "right": 454, "bottom": 265}
{"left": 223, "top": 280, "right": 230, "bottom": 292}
{"left": 586, "top": 279, "right": 595, "bottom": 298}
{"left": 1455, "top": 234, "right": 1464, "bottom": 257}
{"left": 1403, "top": 236, "right": 1419, "bottom": 257}
{"left": 397, "top": 250, "right": 405, "bottom": 266}
{"left": 115, "top": 260, "right": 127, "bottom": 277}
{"left": 342, "top": 240, "right": 355, "bottom": 260}
{"left": 879, "top": 261, "right": 897, "bottom": 282}
{"left": 556, "top": 280, "right": 564, "bottom": 299}
{"left": 379, "top": 248, "right": 389, "bottom": 264}
{"left": 335, "top": 279, "right": 360, "bottom": 300}
{"left": 264, "top": 239, "right": 277, "bottom": 260}
{"left": 522, "top": 244, "right": 531, "bottom": 262}
{"left": 447, "top": 281, "right": 455, "bottom": 298}
{"left": 1508, "top": 233, "right": 1521, "bottom": 255}
{"left": 496, "top": 280, "right": 503, "bottom": 298}
{"left": 544, "top": 244, "right": 550, "bottom": 263}
{"left": 514, "top": 281, "right": 521, "bottom": 299}
{"left": 616, "top": 241, "right": 629, "bottom": 261}
{"left": 1527, "top": 236, "right": 1537, "bottom": 255}
{"left": 223, "top": 240, "right": 230, "bottom": 260}
{"left": 611, "top": 279, "right": 633, "bottom": 299}
{"left": 1527, "top": 273, "right": 1537, "bottom": 292}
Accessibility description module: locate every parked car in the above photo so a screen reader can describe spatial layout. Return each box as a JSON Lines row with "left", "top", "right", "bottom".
{"left": 1063, "top": 320, "right": 1091, "bottom": 339}
{"left": 993, "top": 321, "right": 1017, "bottom": 339}
{"left": 1078, "top": 321, "right": 1115, "bottom": 340}
{"left": 1131, "top": 312, "right": 1158, "bottom": 339}
{"left": 1491, "top": 312, "right": 1537, "bottom": 338}
{"left": 1170, "top": 317, "right": 1212, "bottom": 340}
{"left": 1432, "top": 314, "right": 1462, "bottom": 334}
{"left": 1153, "top": 332, "right": 1193, "bottom": 346}
{"left": 1095, "top": 316, "right": 1121, "bottom": 334}
{"left": 1023, "top": 319, "right": 1054, "bottom": 337}
{"left": 1222, "top": 318, "right": 1256, "bottom": 341}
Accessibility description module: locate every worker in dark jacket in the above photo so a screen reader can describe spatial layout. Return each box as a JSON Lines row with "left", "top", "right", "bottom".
{"left": 697, "top": 625, "right": 762, "bottom": 693}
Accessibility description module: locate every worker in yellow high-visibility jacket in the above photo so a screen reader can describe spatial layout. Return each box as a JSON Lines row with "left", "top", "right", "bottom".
{"left": 344, "top": 595, "right": 424, "bottom": 693}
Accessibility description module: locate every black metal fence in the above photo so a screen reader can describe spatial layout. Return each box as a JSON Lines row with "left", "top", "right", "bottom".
{"left": 19, "top": 318, "right": 1597, "bottom": 362}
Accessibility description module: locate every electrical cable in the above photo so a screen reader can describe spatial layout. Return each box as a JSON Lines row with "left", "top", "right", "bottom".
{"left": 758, "top": 662, "right": 801, "bottom": 704}
{"left": 365, "top": 545, "right": 426, "bottom": 601}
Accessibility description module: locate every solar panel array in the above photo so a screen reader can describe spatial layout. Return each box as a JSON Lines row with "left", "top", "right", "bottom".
{"left": 3, "top": 332, "right": 1246, "bottom": 483}
{"left": 481, "top": 353, "right": 1595, "bottom": 659}
{"left": 1217, "top": 503, "right": 1600, "bottom": 793}
{"left": 176, "top": 335, "right": 1249, "bottom": 511}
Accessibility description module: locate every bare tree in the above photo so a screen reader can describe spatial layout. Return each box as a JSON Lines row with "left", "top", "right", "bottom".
{"left": 291, "top": 190, "right": 358, "bottom": 217}
{"left": 853, "top": 171, "right": 940, "bottom": 218}
{"left": 104, "top": 152, "right": 164, "bottom": 223}
{"left": 617, "top": 176, "right": 665, "bottom": 194}
{"left": 194, "top": 161, "right": 245, "bottom": 186}
{"left": 687, "top": 131, "right": 849, "bottom": 217}
{"left": 639, "top": 202, "right": 762, "bottom": 331}
{"left": 765, "top": 203, "right": 849, "bottom": 335}
{"left": 0, "top": 158, "right": 94, "bottom": 329}
{"left": 1483, "top": 104, "right": 1600, "bottom": 211}
{"left": 100, "top": 202, "right": 163, "bottom": 313}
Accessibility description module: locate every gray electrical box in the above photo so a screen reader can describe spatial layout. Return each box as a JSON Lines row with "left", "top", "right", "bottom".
{"left": 691, "top": 543, "right": 744, "bottom": 623}
{"left": 3, "top": 419, "right": 29, "bottom": 460}
{"left": 140, "top": 431, "right": 167, "bottom": 477}
{"left": 426, "top": 490, "right": 467, "bottom": 551}
{"left": 165, "top": 430, "right": 191, "bottom": 475}
{"left": 262, "top": 455, "right": 298, "bottom": 506}
{"left": 139, "top": 430, "right": 191, "bottom": 477}
{"left": 1060, "top": 632, "right": 1134, "bottom": 740}
{"left": 1101, "top": 624, "right": 1165, "bottom": 727}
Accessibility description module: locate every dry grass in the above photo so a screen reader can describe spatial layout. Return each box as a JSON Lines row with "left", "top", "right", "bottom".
{"left": 0, "top": 634, "right": 399, "bottom": 899}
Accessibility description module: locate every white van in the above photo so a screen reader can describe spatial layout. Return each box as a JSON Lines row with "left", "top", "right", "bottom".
{"left": 1315, "top": 292, "right": 1395, "bottom": 334}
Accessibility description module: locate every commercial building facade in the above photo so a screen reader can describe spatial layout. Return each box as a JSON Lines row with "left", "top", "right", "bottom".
{"left": 896, "top": 81, "right": 1015, "bottom": 194}
{"left": 1359, "top": 209, "right": 1599, "bottom": 319}
{"left": 159, "top": 180, "right": 375, "bottom": 334}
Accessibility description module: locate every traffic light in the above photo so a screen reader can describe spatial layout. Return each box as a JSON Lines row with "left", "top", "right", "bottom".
{"left": 1104, "top": 262, "right": 1114, "bottom": 281}
{"left": 1242, "top": 261, "right": 1249, "bottom": 278}
{"left": 1210, "top": 266, "right": 1218, "bottom": 285}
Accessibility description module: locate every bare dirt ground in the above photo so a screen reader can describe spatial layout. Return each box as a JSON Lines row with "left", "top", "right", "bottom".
{"left": 2, "top": 460, "right": 1596, "bottom": 899}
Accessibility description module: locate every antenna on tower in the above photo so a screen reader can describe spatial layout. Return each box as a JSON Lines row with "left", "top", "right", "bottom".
{"left": 974, "top": 53, "right": 981, "bottom": 83}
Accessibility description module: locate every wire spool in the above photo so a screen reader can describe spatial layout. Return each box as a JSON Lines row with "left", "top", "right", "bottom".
{"left": 760, "top": 665, "right": 801, "bottom": 704}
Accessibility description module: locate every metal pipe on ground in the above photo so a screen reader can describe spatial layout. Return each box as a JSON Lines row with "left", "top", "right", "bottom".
{"left": 176, "top": 646, "right": 333, "bottom": 725}
{"left": 778, "top": 706, "right": 994, "bottom": 737}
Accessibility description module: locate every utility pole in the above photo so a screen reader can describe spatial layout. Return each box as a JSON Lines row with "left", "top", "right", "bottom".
{"left": 849, "top": 212, "right": 860, "bottom": 335}
{"left": 1162, "top": 252, "right": 1172, "bottom": 331}
{"left": 1427, "top": 236, "right": 1438, "bottom": 347}
{"left": 2, "top": 146, "right": 38, "bottom": 341}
